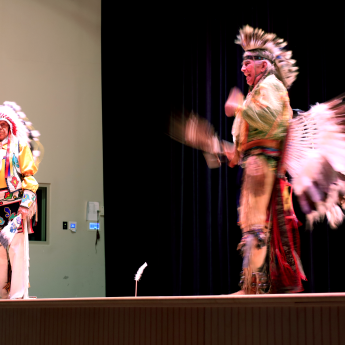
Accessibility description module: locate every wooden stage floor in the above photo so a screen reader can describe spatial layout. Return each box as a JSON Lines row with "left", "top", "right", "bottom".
{"left": 1, "top": 293, "right": 345, "bottom": 344}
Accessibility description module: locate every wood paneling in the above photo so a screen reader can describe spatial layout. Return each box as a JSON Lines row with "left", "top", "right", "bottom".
{"left": 1, "top": 294, "right": 345, "bottom": 344}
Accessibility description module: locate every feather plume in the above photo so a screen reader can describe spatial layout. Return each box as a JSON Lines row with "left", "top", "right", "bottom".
{"left": 134, "top": 262, "right": 147, "bottom": 281}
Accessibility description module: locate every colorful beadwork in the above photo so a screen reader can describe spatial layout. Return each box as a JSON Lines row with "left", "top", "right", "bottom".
{"left": 4, "top": 207, "right": 11, "bottom": 218}
{"left": 22, "top": 193, "right": 30, "bottom": 204}
{"left": 4, "top": 192, "right": 13, "bottom": 200}
{"left": 9, "top": 212, "right": 17, "bottom": 221}
{"left": 11, "top": 176, "right": 19, "bottom": 189}
{"left": 12, "top": 155, "right": 19, "bottom": 169}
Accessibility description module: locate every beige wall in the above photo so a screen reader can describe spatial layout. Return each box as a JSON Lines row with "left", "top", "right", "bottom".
{"left": 0, "top": 0, "right": 104, "bottom": 297}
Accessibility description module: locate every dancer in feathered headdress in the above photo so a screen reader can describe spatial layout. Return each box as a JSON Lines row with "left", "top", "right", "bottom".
{"left": 229, "top": 26, "right": 345, "bottom": 294}
{"left": 0, "top": 101, "right": 41, "bottom": 299}
{"left": 223, "top": 25, "right": 305, "bottom": 294}
{"left": 173, "top": 25, "right": 305, "bottom": 294}
{"left": 169, "top": 25, "right": 345, "bottom": 294}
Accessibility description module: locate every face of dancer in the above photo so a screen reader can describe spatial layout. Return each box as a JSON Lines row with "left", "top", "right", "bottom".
{"left": 241, "top": 59, "right": 267, "bottom": 86}
{"left": 0, "top": 121, "right": 9, "bottom": 141}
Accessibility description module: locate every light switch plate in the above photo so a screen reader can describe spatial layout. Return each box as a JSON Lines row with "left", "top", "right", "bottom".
{"left": 68, "top": 221, "right": 77, "bottom": 232}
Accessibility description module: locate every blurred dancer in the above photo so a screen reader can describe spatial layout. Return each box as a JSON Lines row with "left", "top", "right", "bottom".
{"left": 183, "top": 26, "right": 305, "bottom": 294}
{"left": 0, "top": 103, "right": 39, "bottom": 299}
{"left": 172, "top": 26, "right": 345, "bottom": 294}
{"left": 223, "top": 26, "right": 304, "bottom": 294}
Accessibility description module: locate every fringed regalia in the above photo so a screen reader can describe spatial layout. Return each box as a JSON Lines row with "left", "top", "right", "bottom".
{"left": 233, "top": 72, "right": 305, "bottom": 293}
{"left": 169, "top": 25, "right": 345, "bottom": 294}
{"left": 0, "top": 102, "right": 41, "bottom": 299}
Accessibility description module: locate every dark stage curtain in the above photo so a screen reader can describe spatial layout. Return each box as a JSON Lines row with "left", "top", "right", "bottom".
{"left": 105, "top": 3, "right": 345, "bottom": 297}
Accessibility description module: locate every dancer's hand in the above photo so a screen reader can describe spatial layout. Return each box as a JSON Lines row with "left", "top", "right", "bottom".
{"left": 17, "top": 206, "right": 29, "bottom": 221}
{"left": 222, "top": 141, "right": 235, "bottom": 161}
{"left": 225, "top": 87, "right": 243, "bottom": 117}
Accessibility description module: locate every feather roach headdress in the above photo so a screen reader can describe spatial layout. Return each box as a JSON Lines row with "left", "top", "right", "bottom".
{"left": 235, "top": 25, "right": 298, "bottom": 89}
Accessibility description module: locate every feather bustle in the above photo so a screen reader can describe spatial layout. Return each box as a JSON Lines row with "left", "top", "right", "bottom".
{"left": 286, "top": 94, "right": 345, "bottom": 229}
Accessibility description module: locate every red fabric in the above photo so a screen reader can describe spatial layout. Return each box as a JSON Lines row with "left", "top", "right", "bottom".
{"left": 269, "top": 178, "right": 305, "bottom": 293}
{"left": 285, "top": 181, "right": 303, "bottom": 258}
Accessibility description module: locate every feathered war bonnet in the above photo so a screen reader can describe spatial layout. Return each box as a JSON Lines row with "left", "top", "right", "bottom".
{"left": 235, "top": 25, "right": 298, "bottom": 89}
{"left": 0, "top": 102, "right": 43, "bottom": 174}
{"left": 0, "top": 102, "right": 30, "bottom": 145}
